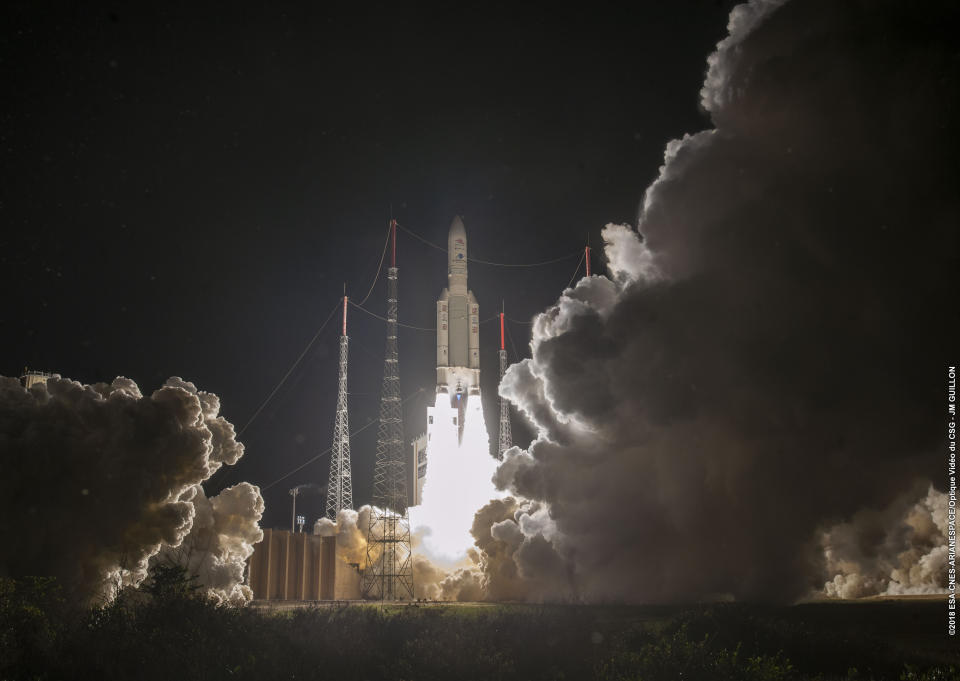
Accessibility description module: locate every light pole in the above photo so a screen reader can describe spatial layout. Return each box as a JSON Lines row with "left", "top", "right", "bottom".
{"left": 289, "top": 487, "right": 300, "bottom": 533}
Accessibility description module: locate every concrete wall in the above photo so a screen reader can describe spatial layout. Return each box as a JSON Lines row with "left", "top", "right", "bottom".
{"left": 248, "top": 529, "right": 362, "bottom": 601}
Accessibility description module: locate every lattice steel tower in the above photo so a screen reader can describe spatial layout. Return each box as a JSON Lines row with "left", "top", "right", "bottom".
{"left": 325, "top": 296, "right": 354, "bottom": 520}
{"left": 363, "top": 220, "right": 414, "bottom": 600}
{"left": 498, "top": 309, "right": 512, "bottom": 459}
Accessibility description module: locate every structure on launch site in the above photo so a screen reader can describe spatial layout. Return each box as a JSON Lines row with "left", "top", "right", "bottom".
{"left": 410, "top": 432, "right": 427, "bottom": 506}
{"left": 248, "top": 528, "right": 362, "bottom": 601}
{"left": 363, "top": 220, "right": 414, "bottom": 600}
{"left": 20, "top": 368, "right": 54, "bottom": 388}
{"left": 497, "top": 310, "right": 512, "bottom": 459}
{"left": 324, "top": 296, "right": 354, "bottom": 520}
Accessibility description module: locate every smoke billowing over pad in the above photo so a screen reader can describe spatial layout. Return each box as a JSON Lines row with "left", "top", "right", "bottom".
{"left": 479, "top": 0, "right": 957, "bottom": 603}
{"left": 0, "top": 375, "right": 263, "bottom": 604}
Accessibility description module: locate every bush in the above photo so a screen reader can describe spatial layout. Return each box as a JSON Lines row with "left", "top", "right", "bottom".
{"left": 596, "top": 623, "right": 796, "bottom": 681}
{"left": 1, "top": 582, "right": 955, "bottom": 681}
{"left": 0, "top": 576, "right": 70, "bottom": 679}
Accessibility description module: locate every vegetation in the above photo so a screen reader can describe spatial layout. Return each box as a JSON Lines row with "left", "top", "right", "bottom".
{"left": 0, "top": 573, "right": 956, "bottom": 680}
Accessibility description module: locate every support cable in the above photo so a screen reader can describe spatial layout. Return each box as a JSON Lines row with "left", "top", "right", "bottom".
{"left": 261, "top": 388, "right": 426, "bottom": 492}
{"left": 238, "top": 300, "right": 341, "bottom": 436}
{"left": 565, "top": 250, "right": 585, "bottom": 289}
{"left": 506, "top": 316, "right": 533, "bottom": 326}
{"left": 350, "top": 300, "right": 436, "bottom": 331}
{"left": 350, "top": 299, "right": 497, "bottom": 330}
{"left": 396, "top": 222, "right": 580, "bottom": 267}
{"left": 504, "top": 317, "right": 524, "bottom": 363}
{"left": 355, "top": 222, "right": 393, "bottom": 307}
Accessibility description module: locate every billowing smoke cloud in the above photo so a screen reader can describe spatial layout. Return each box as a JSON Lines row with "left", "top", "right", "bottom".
{"left": 314, "top": 505, "right": 478, "bottom": 600}
{"left": 822, "top": 485, "right": 949, "bottom": 599}
{"left": 152, "top": 482, "right": 264, "bottom": 605}
{"left": 0, "top": 375, "right": 263, "bottom": 604}
{"left": 314, "top": 505, "right": 372, "bottom": 565}
{"left": 486, "top": 0, "right": 957, "bottom": 603}
{"left": 468, "top": 497, "right": 572, "bottom": 602}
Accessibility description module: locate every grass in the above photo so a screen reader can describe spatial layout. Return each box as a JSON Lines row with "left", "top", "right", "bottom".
{"left": 1, "top": 576, "right": 957, "bottom": 680}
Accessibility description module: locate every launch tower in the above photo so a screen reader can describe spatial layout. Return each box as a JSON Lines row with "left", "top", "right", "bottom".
{"left": 324, "top": 296, "right": 354, "bottom": 519}
{"left": 363, "top": 220, "right": 414, "bottom": 600}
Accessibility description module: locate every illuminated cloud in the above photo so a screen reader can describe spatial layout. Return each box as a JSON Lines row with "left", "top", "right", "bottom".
{"left": 0, "top": 375, "right": 262, "bottom": 604}
{"left": 480, "top": 0, "right": 956, "bottom": 602}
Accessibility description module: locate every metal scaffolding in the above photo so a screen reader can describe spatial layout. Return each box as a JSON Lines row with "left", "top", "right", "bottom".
{"left": 363, "top": 220, "right": 414, "bottom": 600}
{"left": 325, "top": 296, "right": 354, "bottom": 520}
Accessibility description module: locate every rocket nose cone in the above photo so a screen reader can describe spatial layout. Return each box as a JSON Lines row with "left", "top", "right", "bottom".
{"left": 447, "top": 216, "right": 468, "bottom": 276}
{"left": 449, "top": 215, "right": 466, "bottom": 238}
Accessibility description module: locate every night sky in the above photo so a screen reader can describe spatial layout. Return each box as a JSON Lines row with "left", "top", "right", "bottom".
{"left": 3, "top": 1, "right": 739, "bottom": 529}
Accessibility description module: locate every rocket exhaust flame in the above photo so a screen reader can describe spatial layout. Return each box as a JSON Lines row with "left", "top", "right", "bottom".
{"left": 412, "top": 391, "right": 501, "bottom": 564}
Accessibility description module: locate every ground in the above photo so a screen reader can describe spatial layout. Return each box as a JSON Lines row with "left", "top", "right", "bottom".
{"left": 2, "top": 579, "right": 957, "bottom": 680}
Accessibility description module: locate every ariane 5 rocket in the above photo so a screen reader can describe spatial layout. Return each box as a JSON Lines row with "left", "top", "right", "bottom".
{"left": 435, "top": 216, "right": 480, "bottom": 414}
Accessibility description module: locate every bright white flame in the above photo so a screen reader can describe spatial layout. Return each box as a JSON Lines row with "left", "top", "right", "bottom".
{"left": 411, "top": 391, "right": 502, "bottom": 564}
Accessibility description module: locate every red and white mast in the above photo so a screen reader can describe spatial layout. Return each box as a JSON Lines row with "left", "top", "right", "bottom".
{"left": 497, "top": 304, "right": 512, "bottom": 459}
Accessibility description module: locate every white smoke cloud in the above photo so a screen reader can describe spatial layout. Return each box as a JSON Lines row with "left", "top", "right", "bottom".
{"left": 314, "top": 505, "right": 372, "bottom": 566}
{"left": 312, "top": 504, "right": 478, "bottom": 601}
{"left": 0, "top": 374, "right": 262, "bottom": 604}
{"left": 822, "top": 486, "right": 949, "bottom": 599}
{"left": 471, "top": 0, "right": 956, "bottom": 603}
{"left": 153, "top": 482, "right": 264, "bottom": 605}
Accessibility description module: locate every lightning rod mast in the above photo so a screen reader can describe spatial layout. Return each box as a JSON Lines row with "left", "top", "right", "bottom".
{"left": 498, "top": 304, "right": 512, "bottom": 459}
{"left": 325, "top": 294, "right": 354, "bottom": 519}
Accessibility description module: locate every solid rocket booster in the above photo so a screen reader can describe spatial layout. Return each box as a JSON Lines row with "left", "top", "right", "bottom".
{"left": 436, "top": 216, "right": 480, "bottom": 403}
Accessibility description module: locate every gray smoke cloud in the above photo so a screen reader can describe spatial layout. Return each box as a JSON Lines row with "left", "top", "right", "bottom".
{"left": 822, "top": 485, "right": 949, "bottom": 599}
{"left": 485, "top": 0, "right": 957, "bottom": 603}
{"left": 0, "top": 374, "right": 263, "bottom": 604}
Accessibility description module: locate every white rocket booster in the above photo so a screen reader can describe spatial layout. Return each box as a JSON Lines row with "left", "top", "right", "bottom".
{"left": 416, "top": 216, "right": 498, "bottom": 548}
{"left": 435, "top": 216, "right": 480, "bottom": 402}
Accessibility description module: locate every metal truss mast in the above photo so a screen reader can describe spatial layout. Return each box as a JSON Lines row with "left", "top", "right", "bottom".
{"left": 325, "top": 296, "right": 354, "bottom": 520}
{"left": 498, "top": 310, "right": 512, "bottom": 459}
{"left": 363, "top": 220, "right": 414, "bottom": 600}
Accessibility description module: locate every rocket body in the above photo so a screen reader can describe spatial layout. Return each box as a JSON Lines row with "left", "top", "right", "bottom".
{"left": 435, "top": 216, "right": 480, "bottom": 401}
{"left": 414, "top": 215, "right": 500, "bottom": 558}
